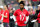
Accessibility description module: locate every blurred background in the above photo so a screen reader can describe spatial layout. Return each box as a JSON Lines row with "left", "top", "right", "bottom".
{"left": 0, "top": 0, "right": 40, "bottom": 10}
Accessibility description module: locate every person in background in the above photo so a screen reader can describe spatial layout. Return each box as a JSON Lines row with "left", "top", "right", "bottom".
{"left": 28, "top": 8, "right": 35, "bottom": 15}
{"left": 14, "top": 0, "right": 19, "bottom": 5}
{"left": 36, "top": 4, "right": 40, "bottom": 27}
{"left": 1, "top": 5, "right": 9, "bottom": 27}
{"left": 35, "top": 4, "right": 40, "bottom": 19}
{"left": 28, "top": 11, "right": 34, "bottom": 27}
{"left": 8, "top": 4, "right": 12, "bottom": 11}
{"left": 9, "top": 9, "right": 15, "bottom": 27}
{"left": 33, "top": 4, "right": 40, "bottom": 27}
{"left": 11, "top": 1, "right": 14, "bottom": 4}
{"left": 13, "top": 1, "right": 29, "bottom": 27}
{"left": 37, "top": 12, "right": 40, "bottom": 27}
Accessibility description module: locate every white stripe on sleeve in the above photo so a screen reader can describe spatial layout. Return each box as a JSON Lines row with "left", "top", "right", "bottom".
{"left": 13, "top": 15, "right": 16, "bottom": 21}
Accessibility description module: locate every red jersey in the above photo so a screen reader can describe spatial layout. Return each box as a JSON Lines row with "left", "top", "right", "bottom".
{"left": 0, "top": 10, "right": 4, "bottom": 20}
{"left": 3, "top": 10, "right": 9, "bottom": 23}
{"left": 37, "top": 12, "right": 40, "bottom": 23}
{"left": 13, "top": 9, "right": 29, "bottom": 26}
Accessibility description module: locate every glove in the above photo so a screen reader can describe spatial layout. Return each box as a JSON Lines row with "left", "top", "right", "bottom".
{"left": 15, "top": 21, "right": 18, "bottom": 25}
{"left": 24, "top": 21, "right": 27, "bottom": 24}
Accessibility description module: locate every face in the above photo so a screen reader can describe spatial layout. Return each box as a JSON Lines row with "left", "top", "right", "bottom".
{"left": 20, "top": 4, "right": 24, "bottom": 9}
{"left": 4, "top": 5, "right": 7, "bottom": 10}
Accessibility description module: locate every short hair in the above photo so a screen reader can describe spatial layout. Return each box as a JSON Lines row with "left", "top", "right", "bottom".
{"left": 19, "top": 1, "right": 25, "bottom": 6}
{"left": 6, "top": 5, "right": 8, "bottom": 8}
{"left": 4, "top": 5, "right": 8, "bottom": 8}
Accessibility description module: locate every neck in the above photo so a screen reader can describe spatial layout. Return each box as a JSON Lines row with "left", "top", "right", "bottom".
{"left": 20, "top": 8, "right": 24, "bottom": 11}
{"left": 5, "top": 8, "right": 7, "bottom": 10}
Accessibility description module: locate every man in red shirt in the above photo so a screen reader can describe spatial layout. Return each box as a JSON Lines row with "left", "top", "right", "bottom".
{"left": 1, "top": 5, "right": 9, "bottom": 27}
{"left": 13, "top": 1, "right": 29, "bottom": 27}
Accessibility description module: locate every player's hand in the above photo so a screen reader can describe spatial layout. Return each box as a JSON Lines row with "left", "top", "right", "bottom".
{"left": 15, "top": 21, "right": 18, "bottom": 25}
{"left": 24, "top": 21, "right": 27, "bottom": 24}
{"left": 1, "top": 14, "right": 4, "bottom": 17}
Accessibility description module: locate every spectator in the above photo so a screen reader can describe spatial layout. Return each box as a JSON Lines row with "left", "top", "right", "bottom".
{"left": 36, "top": 4, "right": 40, "bottom": 27}
{"left": 8, "top": 4, "right": 12, "bottom": 11}
{"left": 9, "top": 9, "right": 15, "bottom": 27}
{"left": 28, "top": 8, "right": 35, "bottom": 15}
{"left": 11, "top": 1, "right": 14, "bottom": 4}
{"left": 28, "top": 11, "right": 34, "bottom": 27}
{"left": 24, "top": 1, "right": 29, "bottom": 10}
{"left": 14, "top": 0, "right": 19, "bottom": 5}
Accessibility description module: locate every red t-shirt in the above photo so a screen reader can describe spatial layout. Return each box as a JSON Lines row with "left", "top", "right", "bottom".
{"left": 13, "top": 9, "right": 29, "bottom": 26}
{"left": 3, "top": 10, "right": 9, "bottom": 23}
{"left": 0, "top": 10, "right": 4, "bottom": 20}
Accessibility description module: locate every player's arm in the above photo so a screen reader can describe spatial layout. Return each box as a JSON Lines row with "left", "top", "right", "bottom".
{"left": 13, "top": 15, "right": 16, "bottom": 21}
{"left": 3, "top": 16, "right": 7, "bottom": 18}
{"left": 13, "top": 10, "right": 17, "bottom": 21}
{"left": 26, "top": 16, "right": 29, "bottom": 22}
{"left": 13, "top": 15, "right": 18, "bottom": 25}
{"left": 3, "top": 15, "right": 7, "bottom": 18}
{"left": 25, "top": 11, "right": 29, "bottom": 23}
{"left": 1, "top": 13, "right": 8, "bottom": 18}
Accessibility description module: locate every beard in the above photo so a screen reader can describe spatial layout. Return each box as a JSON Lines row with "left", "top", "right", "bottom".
{"left": 20, "top": 8, "right": 24, "bottom": 9}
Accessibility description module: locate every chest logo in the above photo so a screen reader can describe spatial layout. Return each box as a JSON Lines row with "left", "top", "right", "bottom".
{"left": 20, "top": 12, "right": 25, "bottom": 21}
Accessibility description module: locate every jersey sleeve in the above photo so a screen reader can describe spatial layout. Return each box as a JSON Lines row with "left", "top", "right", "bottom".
{"left": 26, "top": 11, "right": 29, "bottom": 16}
